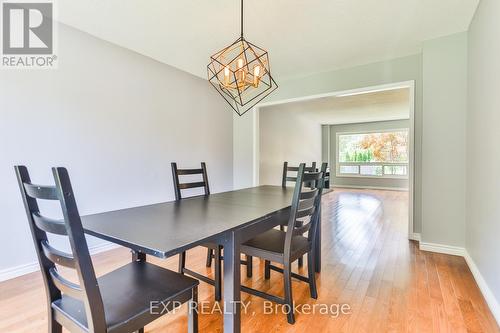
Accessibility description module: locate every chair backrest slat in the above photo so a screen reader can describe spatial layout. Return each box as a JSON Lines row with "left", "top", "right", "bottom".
{"left": 171, "top": 162, "right": 210, "bottom": 200}
{"left": 177, "top": 168, "right": 203, "bottom": 175}
{"left": 24, "top": 183, "right": 59, "bottom": 200}
{"left": 283, "top": 163, "right": 328, "bottom": 260}
{"left": 41, "top": 240, "right": 76, "bottom": 269}
{"left": 296, "top": 205, "right": 316, "bottom": 219}
{"left": 282, "top": 161, "right": 317, "bottom": 188}
{"left": 49, "top": 268, "right": 84, "bottom": 300}
{"left": 178, "top": 181, "right": 207, "bottom": 190}
{"left": 300, "top": 188, "right": 319, "bottom": 200}
{"left": 33, "top": 213, "right": 67, "bottom": 235}
{"left": 303, "top": 172, "right": 322, "bottom": 182}
{"left": 15, "top": 166, "right": 106, "bottom": 332}
{"left": 298, "top": 196, "right": 316, "bottom": 211}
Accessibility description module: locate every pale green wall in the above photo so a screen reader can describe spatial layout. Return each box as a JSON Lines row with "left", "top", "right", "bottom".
{"left": 467, "top": 0, "right": 500, "bottom": 317}
{"left": 421, "top": 32, "right": 468, "bottom": 247}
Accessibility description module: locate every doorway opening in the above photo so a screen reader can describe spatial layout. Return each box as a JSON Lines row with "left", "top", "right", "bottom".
{"left": 254, "top": 81, "right": 415, "bottom": 239}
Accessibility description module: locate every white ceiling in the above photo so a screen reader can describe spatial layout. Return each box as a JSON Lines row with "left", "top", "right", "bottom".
{"left": 57, "top": 0, "right": 479, "bottom": 81}
{"left": 260, "top": 88, "right": 410, "bottom": 124}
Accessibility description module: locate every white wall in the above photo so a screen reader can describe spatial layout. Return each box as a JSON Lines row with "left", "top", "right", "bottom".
{"left": 259, "top": 105, "right": 322, "bottom": 186}
{"left": 421, "top": 32, "right": 468, "bottom": 247}
{"left": 467, "top": 0, "right": 500, "bottom": 320}
{"left": 0, "top": 24, "right": 233, "bottom": 277}
{"left": 233, "top": 112, "right": 257, "bottom": 189}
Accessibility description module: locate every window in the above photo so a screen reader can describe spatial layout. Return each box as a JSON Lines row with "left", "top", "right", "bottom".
{"left": 337, "top": 129, "right": 409, "bottom": 178}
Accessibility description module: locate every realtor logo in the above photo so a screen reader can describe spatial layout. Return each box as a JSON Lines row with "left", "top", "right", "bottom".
{"left": 1, "top": 0, "right": 57, "bottom": 68}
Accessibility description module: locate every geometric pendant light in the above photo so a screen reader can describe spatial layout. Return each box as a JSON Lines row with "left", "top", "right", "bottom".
{"left": 207, "top": 0, "right": 278, "bottom": 116}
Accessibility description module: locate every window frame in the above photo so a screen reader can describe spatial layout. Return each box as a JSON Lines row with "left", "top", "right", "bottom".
{"left": 335, "top": 128, "right": 409, "bottom": 179}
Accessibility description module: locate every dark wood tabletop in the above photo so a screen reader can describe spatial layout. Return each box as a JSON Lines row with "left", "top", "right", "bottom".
{"left": 81, "top": 184, "right": 326, "bottom": 333}
{"left": 82, "top": 185, "right": 294, "bottom": 258}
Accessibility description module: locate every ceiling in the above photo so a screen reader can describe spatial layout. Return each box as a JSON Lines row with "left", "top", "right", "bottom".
{"left": 56, "top": 0, "right": 479, "bottom": 81}
{"left": 260, "top": 88, "right": 410, "bottom": 124}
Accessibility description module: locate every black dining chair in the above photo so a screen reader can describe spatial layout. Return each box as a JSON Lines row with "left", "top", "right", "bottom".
{"left": 172, "top": 162, "right": 216, "bottom": 267}
{"left": 280, "top": 161, "right": 318, "bottom": 266}
{"left": 172, "top": 162, "right": 252, "bottom": 302}
{"left": 15, "top": 166, "right": 199, "bottom": 333}
{"left": 172, "top": 162, "right": 222, "bottom": 301}
{"left": 240, "top": 163, "right": 326, "bottom": 324}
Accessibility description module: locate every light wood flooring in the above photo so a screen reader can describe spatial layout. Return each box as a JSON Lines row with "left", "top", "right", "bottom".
{"left": 0, "top": 189, "right": 498, "bottom": 332}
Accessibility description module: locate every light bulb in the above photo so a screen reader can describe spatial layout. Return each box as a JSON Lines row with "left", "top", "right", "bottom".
{"left": 237, "top": 58, "right": 246, "bottom": 87}
{"left": 224, "top": 66, "right": 230, "bottom": 86}
{"left": 253, "top": 65, "right": 261, "bottom": 87}
{"left": 254, "top": 65, "right": 261, "bottom": 77}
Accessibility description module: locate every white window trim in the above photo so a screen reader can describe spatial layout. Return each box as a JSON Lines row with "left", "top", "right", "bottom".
{"left": 336, "top": 128, "right": 409, "bottom": 179}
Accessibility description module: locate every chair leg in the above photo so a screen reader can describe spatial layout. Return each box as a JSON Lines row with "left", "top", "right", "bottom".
{"left": 132, "top": 250, "right": 146, "bottom": 262}
{"left": 307, "top": 251, "right": 318, "bottom": 299}
{"left": 283, "top": 262, "right": 295, "bottom": 324}
{"left": 214, "top": 246, "right": 222, "bottom": 301}
{"left": 264, "top": 260, "right": 271, "bottom": 279}
{"left": 49, "top": 317, "right": 62, "bottom": 333}
{"left": 178, "top": 251, "right": 186, "bottom": 275}
{"left": 246, "top": 255, "right": 253, "bottom": 278}
{"left": 206, "top": 248, "right": 213, "bottom": 267}
{"left": 188, "top": 286, "right": 199, "bottom": 333}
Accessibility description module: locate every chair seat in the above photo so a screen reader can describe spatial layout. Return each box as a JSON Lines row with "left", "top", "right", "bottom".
{"left": 241, "top": 229, "right": 310, "bottom": 263}
{"left": 52, "top": 261, "right": 198, "bottom": 333}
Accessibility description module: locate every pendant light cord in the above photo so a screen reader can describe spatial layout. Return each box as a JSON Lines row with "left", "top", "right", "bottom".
{"left": 240, "top": 0, "right": 244, "bottom": 38}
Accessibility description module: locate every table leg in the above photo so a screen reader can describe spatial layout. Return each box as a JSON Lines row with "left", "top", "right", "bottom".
{"left": 315, "top": 205, "right": 321, "bottom": 273}
{"left": 221, "top": 231, "right": 241, "bottom": 333}
{"left": 131, "top": 250, "right": 146, "bottom": 262}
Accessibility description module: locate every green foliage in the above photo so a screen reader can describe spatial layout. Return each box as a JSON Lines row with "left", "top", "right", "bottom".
{"left": 343, "top": 149, "right": 376, "bottom": 163}
{"left": 348, "top": 150, "right": 373, "bottom": 162}
{"left": 338, "top": 131, "right": 409, "bottom": 163}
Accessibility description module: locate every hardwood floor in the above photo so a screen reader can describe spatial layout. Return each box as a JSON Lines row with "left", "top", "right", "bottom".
{"left": 0, "top": 189, "right": 498, "bottom": 332}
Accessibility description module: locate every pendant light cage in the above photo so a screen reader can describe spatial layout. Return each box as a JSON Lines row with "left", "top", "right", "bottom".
{"left": 207, "top": 0, "right": 277, "bottom": 116}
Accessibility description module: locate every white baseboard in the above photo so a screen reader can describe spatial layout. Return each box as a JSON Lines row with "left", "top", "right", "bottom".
{"left": 419, "top": 241, "right": 466, "bottom": 256}
{"left": 332, "top": 184, "right": 409, "bottom": 191}
{"left": 0, "top": 262, "right": 39, "bottom": 282}
{"left": 464, "top": 251, "right": 500, "bottom": 325}
{"left": 0, "top": 242, "right": 120, "bottom": 283}
{"left": 409, "top": 232, "right": 421, "bottom": 241}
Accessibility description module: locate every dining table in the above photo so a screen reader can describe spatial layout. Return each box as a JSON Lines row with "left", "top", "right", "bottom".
{"left": 81, "top": 185, "right": 323, "bottom": 333}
